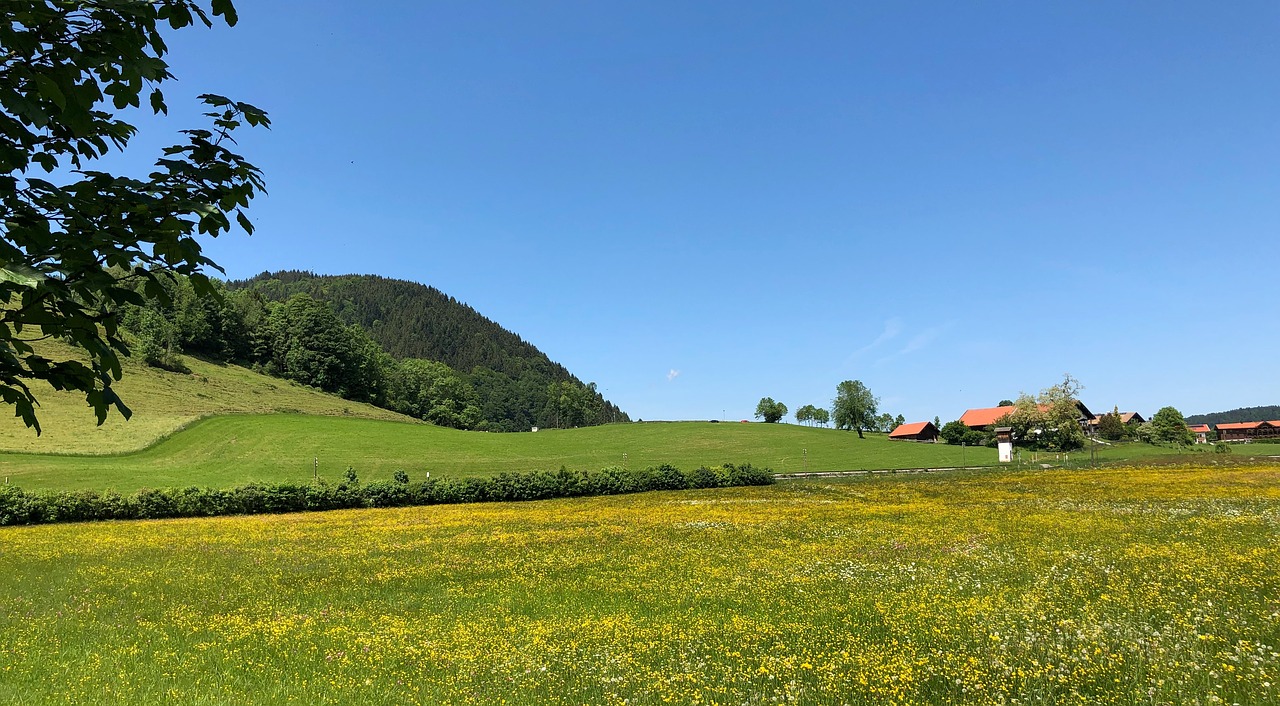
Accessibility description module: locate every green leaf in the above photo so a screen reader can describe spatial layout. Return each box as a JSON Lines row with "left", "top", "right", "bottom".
{"left": 211, "top": 0, "right": 239, "bottom": 26}
{"left": 150, "top": 88, "right": 167, "bottom": 115}
{"left": 0, "top": 264, "right": 44, "bottom": 288}
{"left": 33, "top": 74, "right": 65, "bottom": 110}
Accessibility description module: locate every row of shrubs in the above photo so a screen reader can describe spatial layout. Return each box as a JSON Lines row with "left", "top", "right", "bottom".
{"left": 0, "top": 463, "right": 775, "bottom": 526}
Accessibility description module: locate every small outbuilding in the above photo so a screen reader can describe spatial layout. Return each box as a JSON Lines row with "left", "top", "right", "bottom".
{"left": 888, "top": 421, "right": 940, "bottom": 442}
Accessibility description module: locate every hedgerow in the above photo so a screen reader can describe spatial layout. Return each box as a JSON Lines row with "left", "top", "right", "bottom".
{"left": 0, "top": 463, "right": 774, "bottom": 526}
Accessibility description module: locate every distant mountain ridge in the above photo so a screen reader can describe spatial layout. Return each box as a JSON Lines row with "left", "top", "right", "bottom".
{"left": 228, "top": 271, "right": 629, "bottom": 431}
{"left": 1185, "top": 406, "right": 1280, "bottom": 425}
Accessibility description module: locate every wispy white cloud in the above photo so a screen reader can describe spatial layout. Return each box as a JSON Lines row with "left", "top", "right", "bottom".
{"left": 667, "top": 369, "right": 681, "bottom": 382}
{"left": 876, "top": 321, "right": 957, "bottom": 365}
{"left": 846, "top": 318, "right": 903, "bottom": 364}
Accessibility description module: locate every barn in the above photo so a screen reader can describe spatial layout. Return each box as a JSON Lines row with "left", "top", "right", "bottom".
{"left": 888, "top": 421, "right": 940, "bottom": 442}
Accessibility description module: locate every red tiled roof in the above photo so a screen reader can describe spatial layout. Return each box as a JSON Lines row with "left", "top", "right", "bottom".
{"left": 958, "top": 406, "right": 1017, "bottom": 428}
{"left": 1187, "top": 424, "right": 1211, "bottom": 433}
{"left": 889, "top": 421, "right": 936, "bottom": 438}
{"left": 1216, "top": 421, "right": 1271, "bottom": 430}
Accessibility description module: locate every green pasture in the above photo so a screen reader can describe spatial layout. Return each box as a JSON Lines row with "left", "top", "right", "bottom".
{"left": 1, "top": 465, "right": 1277, "bottom": 705}
{"left": 0, "top": 339, "right": 413, "bottom": 455}
{"left": 1, "top": 413, "right": 1234, "bottom": 493}
{"left": 0, "top": 340, "right": 1245, "bottom": 492}
{"left": 2, "top": 416, "right": 997, "bottom": 491}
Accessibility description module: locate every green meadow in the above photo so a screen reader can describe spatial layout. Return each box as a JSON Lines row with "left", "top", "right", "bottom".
{"left": 1, "top": 465, "right": 1277, "bottom": 705}
{"left": 0, "top": 339, "right": 413, "bottom": 456}
{"left": 3, "top": 412, "right": 1226, "bottom": 493}
{"left": 0, "top": 343, "right": 1248, "bottom": 493}
{"left": 1, "top": 416, "right": 981, "bottom": 491}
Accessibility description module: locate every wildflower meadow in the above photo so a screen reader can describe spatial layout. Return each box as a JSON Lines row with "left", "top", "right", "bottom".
{"left": 1, "top": 465, "right": 1277, "bottom": 705}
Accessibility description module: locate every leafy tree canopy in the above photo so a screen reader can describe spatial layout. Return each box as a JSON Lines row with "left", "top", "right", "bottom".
{"left": 993, "top": 374, "right": 1086, "bottom": 451}
{"left": 755, "top": 397, "right": 787, "bottom": 424}
{"left": 1097, "top": 406, "right": 1127, "bottom": 441}
{"left": 833, "top": 380, "right": 878, "bottom": 438}
{"left": 0, "top": 0, "right": 267, "bottom": 432}
{"left": 1150, "top": 406, "right": 1194, "bottom": 446}
{"left": 795, "top": 404, "right": 817, "bottom": 426}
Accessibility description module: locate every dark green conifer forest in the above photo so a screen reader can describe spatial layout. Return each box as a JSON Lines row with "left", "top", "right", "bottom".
{"left": 118, "top": 271, "right": 629, "bottom": 432}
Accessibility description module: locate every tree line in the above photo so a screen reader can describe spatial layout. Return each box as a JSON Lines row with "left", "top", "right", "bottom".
{"left": 757, "top": 380, "right": 892, "bottom": 438}
{"left": 120, "top": 273, "right": 628, "bottom": 432}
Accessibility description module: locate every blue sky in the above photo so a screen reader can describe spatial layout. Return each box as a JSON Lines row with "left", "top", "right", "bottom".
{"left": 120, "top": 1, "right": 1278, "bottom": 423}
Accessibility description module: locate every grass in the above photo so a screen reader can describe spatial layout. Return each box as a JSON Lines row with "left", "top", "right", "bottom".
{"left": 0, "top": 417, "right": 999, "bottom": 491}
{"left": 2, "top": 413, "right": 1243, "bottom": 493}
{"left": 0, "top": 337, "right": 415, "bottom": 455}
{"left": 0, "top": 464, "right": 1276, "bottom": 704}
{"left": 0, "top": 338, "right": 1252, "bottom": 492}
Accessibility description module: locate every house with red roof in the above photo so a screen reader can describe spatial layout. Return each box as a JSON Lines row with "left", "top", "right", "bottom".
{"left": 958, "top": 401, "right": 1094, "bottom": 431}
{"left": 1187, "top": 424, "right": 1212, "bottom": 444}
{"left": 1216, "top": 421, "right": 1280, "bottom": 442}
{"left": 888, "top": 421, "right": 939, "bottom": 442}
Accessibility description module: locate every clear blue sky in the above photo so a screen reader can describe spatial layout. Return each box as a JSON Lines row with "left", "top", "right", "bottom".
{"left": 122, "top": 1, "right": 1279, "bottom": 423}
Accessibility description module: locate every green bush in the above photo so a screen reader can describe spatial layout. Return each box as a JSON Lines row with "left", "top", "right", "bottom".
{"left": 0, "top": 462, "right": 776, "bottom": 527}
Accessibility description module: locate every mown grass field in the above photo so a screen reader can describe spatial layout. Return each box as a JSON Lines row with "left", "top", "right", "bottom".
{"left": 0, "top": 413, "right": 1223, "bottom": 493}
{"left": 1, "top": 465, "right": 1277, "bottom": 705}
{"left": 0, "top": 339, "right": 414, "bottom": 455}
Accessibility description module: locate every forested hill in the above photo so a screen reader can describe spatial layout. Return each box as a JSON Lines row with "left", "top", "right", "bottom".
{"left": 227, "top": 271, "right": 629, "bottom": 431}
{"left": 232, "top": 271, "right": 569, "bottom": 382}
{"left": 1186, "top": 406, "right": 1280, "bottom": 425}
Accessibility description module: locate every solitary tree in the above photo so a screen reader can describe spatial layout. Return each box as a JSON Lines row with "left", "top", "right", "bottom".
{"left": 755, "top": 397, "right": 787, "bottom": 424}
{"left": 0, "top": 1, "right": 269, "bottom": 432}
{"left": 832, "top": 380, "right": 878, "bottom": 438}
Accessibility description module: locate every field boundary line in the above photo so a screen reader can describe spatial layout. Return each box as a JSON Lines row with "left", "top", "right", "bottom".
{"left": 775, "top": 466, "right": 995, "bottom": 479}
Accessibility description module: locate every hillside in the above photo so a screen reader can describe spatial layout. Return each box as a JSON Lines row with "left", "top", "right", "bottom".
{"left": 228, "top": 271, "right": 628, "bottom": 430}
{"left": 2, "top": 416, "right": 1219, "bottom": 493}
{"left": 0, "top": 338, "right": 416, "bottom": 455}
{"left": 1186, "top": 405, "right": 1280, "bottom": 425}
{"left": 231, "top": 271, "right": 569, "bottom": 378}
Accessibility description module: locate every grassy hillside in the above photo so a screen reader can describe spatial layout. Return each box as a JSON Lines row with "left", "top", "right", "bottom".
{"left": 1, "top": 414, "right": 1218, "bottom": 492}
{"left": 0, "top": 338, "right": 415, "bottom": 455}
{"left": 2, "top": 466, "right": 1276, "bottom": 704}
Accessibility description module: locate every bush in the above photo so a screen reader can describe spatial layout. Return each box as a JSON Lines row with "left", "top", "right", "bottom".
{"left": 0, "top": 462, "right": 777, "bottom": 527}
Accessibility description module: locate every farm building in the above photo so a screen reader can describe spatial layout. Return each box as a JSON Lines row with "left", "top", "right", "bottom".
{"left": 1188, "top": 424, "right": 1212, "bottom": 444}
{"left": 889, "top": 421, "right": 940, "bottom": 442}
{"left": 958, "top": 402, "right": 1094, "bottom": 431}
{"left": 1087, "top": 411, "right": 1146, "bottom": 432}
{"left": 958, "top": 405, "right": 1016, "bottom": 429}
{"left": 1215, "top": 421, "right": 1280, "bottom": 442}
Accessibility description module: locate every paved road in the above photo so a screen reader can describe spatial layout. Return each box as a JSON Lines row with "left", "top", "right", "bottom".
{"left": 775, "top": 466, "right": 995, "bottom": 480}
